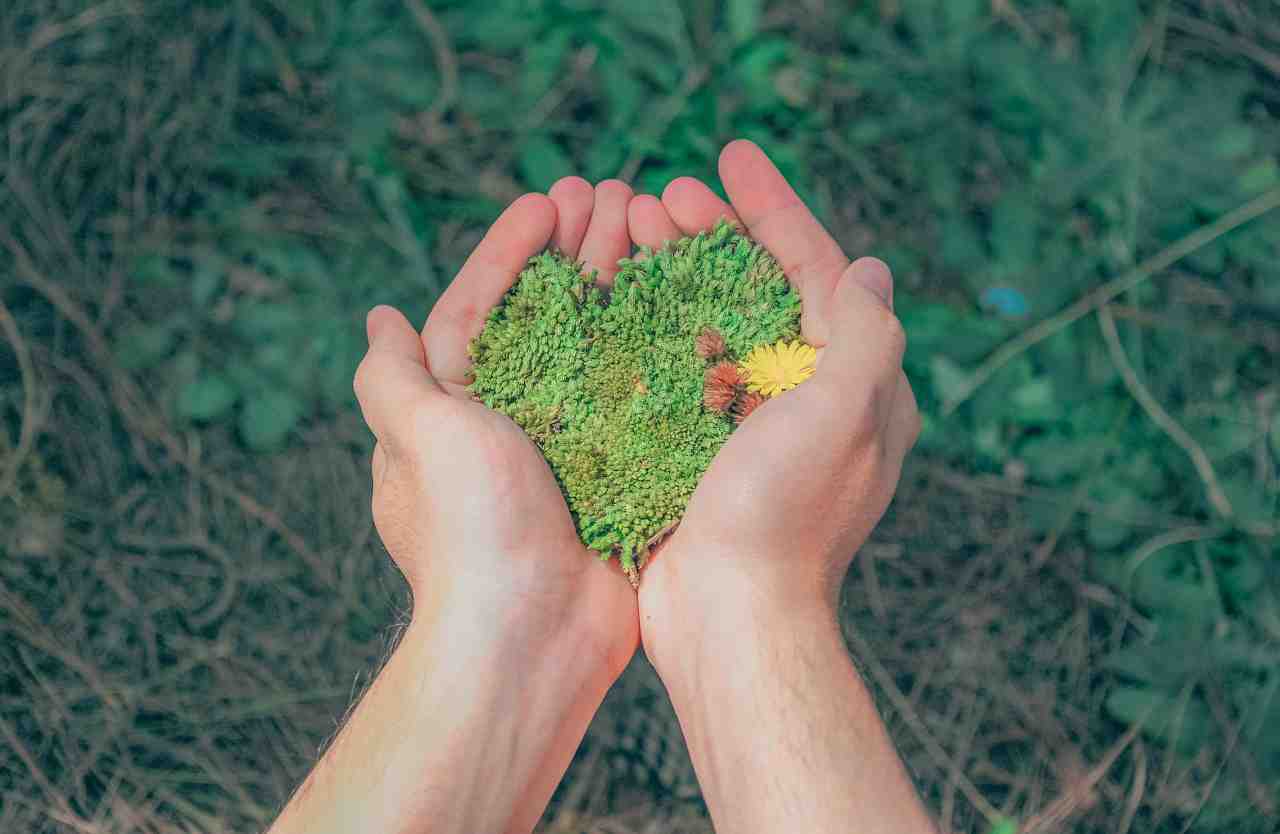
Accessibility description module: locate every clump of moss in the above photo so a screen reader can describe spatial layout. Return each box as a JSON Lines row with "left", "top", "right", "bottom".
{"left": 469, "top": 221, "right": 801, "bottom": 584}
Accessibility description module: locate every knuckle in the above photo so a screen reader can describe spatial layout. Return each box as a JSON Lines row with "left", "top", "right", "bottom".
{"left": 851, "top": 396, "right": 882, "bottom": 444}
{"left": 879, "top": 311, "right": 907, "bottom": 361}
{"left": 352, "top": 353, "right": 379, "bottom": 403}
{"left": 905, "top": 389, "right": 923, "bottom": 448}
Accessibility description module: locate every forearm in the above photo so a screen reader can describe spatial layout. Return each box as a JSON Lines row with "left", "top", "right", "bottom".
{"left": 269, "top": 594, "right": 619, "bottom": 834}
{"left": 648, "top": 573, "right": 937, "bottom": 834}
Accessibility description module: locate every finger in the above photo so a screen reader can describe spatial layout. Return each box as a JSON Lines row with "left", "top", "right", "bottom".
{"left": 627, "top": 194, "right": 682, "bottom": 252}
{"left": 577, "top": 179, "right": 633, "bottom": 286}
{"left": 355, "top": 305, "right": 447, "bottom": 446}
{"left": 718, "top": 139, "right": 850, "bottom": 345}
{"left": 548, "top": 176, "right": 594, "bottom": 259}
{"left": 816, "top": 258, "right": 904, "bottom": 402}
{"left": 660, "top": 176, "right": 739, "bottom": 235}
{"left": 424, "top": 193, "right": 557, "bottom": 387}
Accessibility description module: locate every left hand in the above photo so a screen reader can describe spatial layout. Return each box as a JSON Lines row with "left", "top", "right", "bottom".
{"left": 355, "top": 180, "right": 641, "bottom": 673}
{"left": 352, "top": 180, "right": 643, "bottom": 832}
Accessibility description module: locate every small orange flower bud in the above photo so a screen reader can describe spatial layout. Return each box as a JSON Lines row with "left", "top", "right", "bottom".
{"left": 702, "top": 361, "right": 743, "bottom": 413}
{"left": 734, "top": 391, "right": 767, "bottom": 423}
{"left": 706, "top": 360, "right": 743, "bottom": 389}
{"left": 703, "top": 380, "right": 736, "bottom": 412}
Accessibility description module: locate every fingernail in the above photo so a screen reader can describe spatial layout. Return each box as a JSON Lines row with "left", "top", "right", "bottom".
{"left": 850, "top": 258, "right": 893, "bottom": 308}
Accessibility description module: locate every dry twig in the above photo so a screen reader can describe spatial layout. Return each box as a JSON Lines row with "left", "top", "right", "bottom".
{"left": 404, "top": 0, "right": 459, "bottom": 121}
{"left": 0, "top": 295, "right": 38, "bottom": 499}
{"left": 843, "top": 626, "right": 1003, "bottom": 825}
{"left": 1097, "top": 304, "right": 1235, "bottom": 522}
{"left": 1021, "top": 718, "right": 1145, "bottom": 834}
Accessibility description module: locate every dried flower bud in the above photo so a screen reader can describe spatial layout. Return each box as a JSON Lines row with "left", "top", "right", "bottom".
{"left": 695, "top": 327, "right": 727, "bottom": 359}
{"left": 706, "top": 360, "right": 743, "bottom": 389}
{"left": 703, "top": 361, "right": 743, "bottom": 412}
{"left": 734, "top": 390, "right": 767, "bottom": 424}
{"left": 703, "top": 380, "right": 736, "bottom": 412}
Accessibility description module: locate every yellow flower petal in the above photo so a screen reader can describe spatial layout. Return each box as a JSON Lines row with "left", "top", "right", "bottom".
{"left": 739, "top": 339, "right": 817, "bottom": 398}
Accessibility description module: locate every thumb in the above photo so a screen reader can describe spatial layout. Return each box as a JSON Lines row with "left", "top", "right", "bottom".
{"left": 366, "top": 304, "right": 424, "bottom": 358}
{"left": 816, "top": 257, "right": 906, "bottom": 392}
{"left": 354, "top": 305, "right": 446, "bottom": 444}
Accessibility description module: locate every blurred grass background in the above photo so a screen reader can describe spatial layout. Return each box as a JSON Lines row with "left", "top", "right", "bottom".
{"left": 2, "top": 1, "right": 1279, "bottom": 832}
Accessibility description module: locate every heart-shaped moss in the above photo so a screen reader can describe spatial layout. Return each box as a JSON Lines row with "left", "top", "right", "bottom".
{"left": 469, "top": 221, "right": 803, "bottom": 583}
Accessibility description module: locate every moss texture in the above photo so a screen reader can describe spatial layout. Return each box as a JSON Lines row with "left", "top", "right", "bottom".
{"left": 469, "top": 221, "right": 801, "bottom": 580}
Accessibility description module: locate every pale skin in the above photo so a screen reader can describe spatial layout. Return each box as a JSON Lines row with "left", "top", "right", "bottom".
{"left": 268, "top": 140, "right": 934, "bottom": 834}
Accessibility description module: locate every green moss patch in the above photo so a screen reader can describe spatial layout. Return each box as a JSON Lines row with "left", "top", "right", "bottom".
{"left": 469, "top": 222, "right": 800, "bottom": 580}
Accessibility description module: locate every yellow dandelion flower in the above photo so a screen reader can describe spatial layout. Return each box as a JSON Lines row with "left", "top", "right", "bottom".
{"left": 739, "top": 340, "right": 817, "bottom": 398}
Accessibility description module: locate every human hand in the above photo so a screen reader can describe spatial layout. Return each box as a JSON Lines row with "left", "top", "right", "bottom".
{"left": 351, "top": 180, "right": 645, "bottom": 832}
{"left": 355, "top": 180, "right": 640, "bottom": 672}
{"left": 627, "top": 140, "right": 920, "bottom": 658}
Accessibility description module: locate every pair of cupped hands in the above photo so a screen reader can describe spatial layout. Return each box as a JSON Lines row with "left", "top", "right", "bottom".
{"left": 353, "top": 140, "right": 920, "bottom": 678}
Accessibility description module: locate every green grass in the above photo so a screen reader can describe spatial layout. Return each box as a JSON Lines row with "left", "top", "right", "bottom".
{"left": 2, "top": 1, "right": 1278, "bottom": 832}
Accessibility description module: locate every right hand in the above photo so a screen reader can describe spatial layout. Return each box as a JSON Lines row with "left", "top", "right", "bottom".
{"left": 628, "top": 140, "right": 920, "bottom": 653}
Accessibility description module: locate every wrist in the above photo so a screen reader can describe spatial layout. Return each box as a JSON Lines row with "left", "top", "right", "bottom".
{"left": 640, "top": 542, "right": 840, "bottom": 683}
{"left": 407, "top": 545, "right": 578, "bottom": 645}
{"left": 406, "top": 556, "right": 634, "bottom": 686}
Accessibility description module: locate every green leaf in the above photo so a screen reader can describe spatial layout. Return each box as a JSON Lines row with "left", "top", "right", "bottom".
{"left": 1103, "top": 644, "right": 1181, "bottom": 688}
{"left": 518, "top": 135, "right": 574, "bottom": 193}
{"left": 1270, "top": 412, "right": 1280, "bottom": 461}
{"left": 1239, "top": 157, "right": 1279, "bottom": 194}
{"left": 726, "top": 0, "right": 763, "bottom": 46}
{"left": 1085, "top": 481, "right": 1141, "bottom": 550}
{"left": 133, "top": 254, "right": 177, "bottom": 284}
{"left": 1010, "top": 377, "right": 1055, "bottom": 421}
{"left": 989, "top": 191, "right": 1039, "bottom": 273}
{"left": 941, "top": 0, "right": 984, "bottom": 28}
{"left": 1221, "top": 477, "right": 1277, "bottom": 528}
{"left": 1087, "top": 511, "right": 1131, "bottom": 551}
{"left": 610, "top": 0, "right": 689, "bottom": 61}
{"left": 177, "top": 374, "right": 240, "bottom": 421}
{"left": 928, "top": 355, "right": 971, "bottom": 406}
{"left": 191, "top": 264, "right": 223, "bottom": 307}
{"left": 1186, "top": 239, "right": 1226, "bottom": 273}
{"left": 600, "top": 57, "right": 644, "bottom": 130}
{"left": 733, "top": 37, "right": 791, "bottom": 89}
{"left": 1211, "top": 123, "right": 1255, "bottom": 159}
{"left": 1131, "top": 554, "right": 1216, "bottom": 629}
{"left": 585, "top": 138, "right": 627, "bottom": 182}
{"left": 520, "top": 28, "right": 571, "bottom": 102}
{"left": 1220, "top": 552, "right": 1265, "bottom": 603}
{"left": 239, "top": 390, "right": 304, "bottom": 450}
{"left": 940, "top": 218, "right": 985, "bottom": 271}
{"left": 1104, "top": 685, "right": 1212, "bottom": 753}
{"left": 115, "top": 322, "right": 179, "bottom": 371}
{"left": 1018, "top": 434, "right": 1089, "bottom": 483}
{"left": 232, "top": 303, "right": 303, "bottom": 340}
